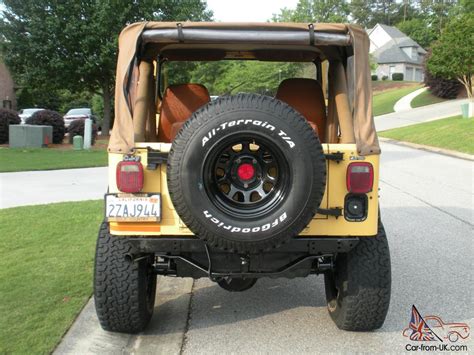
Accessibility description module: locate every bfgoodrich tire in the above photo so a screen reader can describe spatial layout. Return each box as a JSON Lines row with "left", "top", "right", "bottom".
{"left": 168, "top": 94, "right": 326, "bottom": 253}
{"left": 324, "top": 219, "right": 391, "bottom": 331}
{"left": 94, "top": 222, "right": 156, "bottom": 333}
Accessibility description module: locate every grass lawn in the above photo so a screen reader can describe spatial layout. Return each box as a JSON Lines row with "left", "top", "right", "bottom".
{"left": 380, "top": 116, "right": 474, "bottom": 154}
{"left": 0, "top": 148, "right": 107, "bottom": 172}
{"left": 411, "top": 89, "right": 448, "bottom": 108}
{"left": 373, "top": 84, "right": 422, "bottom": 116}
{"left": 0, "top": 200, "right": 103, "bottom": 354}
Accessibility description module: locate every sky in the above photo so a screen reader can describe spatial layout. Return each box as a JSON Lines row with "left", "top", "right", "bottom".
{"left": 206, "top": 0, "right": 299, "bottom": 22}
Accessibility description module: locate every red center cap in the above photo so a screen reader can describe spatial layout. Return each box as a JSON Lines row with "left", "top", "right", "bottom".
{"left": 237, "top": 163, "right": 255, "bottom": 181}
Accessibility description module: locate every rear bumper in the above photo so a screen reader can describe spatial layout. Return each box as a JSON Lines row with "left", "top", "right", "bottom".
{"left": 126, "top": 236, "right": 359, "bottom": 254}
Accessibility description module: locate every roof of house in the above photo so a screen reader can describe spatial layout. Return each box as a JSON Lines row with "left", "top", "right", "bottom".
{"left": 370, "top": 23, "right": 426, "bottom": 65}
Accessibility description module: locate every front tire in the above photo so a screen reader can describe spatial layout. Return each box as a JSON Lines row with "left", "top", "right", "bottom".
{"left": 324, "top": 219, "right": 391, "bottom": 331}
{"left": 94, "top": 222, "right": 156, "bottom": 333}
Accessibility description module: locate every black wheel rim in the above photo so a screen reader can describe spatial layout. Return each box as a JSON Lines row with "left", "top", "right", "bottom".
{"left": 203, "top": 133, "right": 291, "bottom": 218}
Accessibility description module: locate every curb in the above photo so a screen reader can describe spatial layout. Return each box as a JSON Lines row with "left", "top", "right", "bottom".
{"left": 379, "top": 137, "right": 474, "bottom": 161}
{"left": 53, "top": 277, "right": 193, "bottom": 355}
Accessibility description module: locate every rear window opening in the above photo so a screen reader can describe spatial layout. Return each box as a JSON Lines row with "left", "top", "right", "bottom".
{"left": 109, "top": 22, "right": 379, "bottom": 156}
{"left": 160, "top": 60, "right": 320, "bottom": 98}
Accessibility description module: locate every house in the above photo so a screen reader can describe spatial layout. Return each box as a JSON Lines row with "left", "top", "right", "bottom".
{"left": 0, "top": 59, "right": 17, "bottom": 110}
{"left": 368, "top": 23, "right": 426, "bottom": 82}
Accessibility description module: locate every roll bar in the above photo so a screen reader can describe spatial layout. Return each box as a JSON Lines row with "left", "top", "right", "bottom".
{"left": 142, "top": 28, "right": 351, "bottom": 46}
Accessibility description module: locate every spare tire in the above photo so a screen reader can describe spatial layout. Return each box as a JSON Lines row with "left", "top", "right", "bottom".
{"left": 167, "top": 94, "right": 326, "bottom": 253}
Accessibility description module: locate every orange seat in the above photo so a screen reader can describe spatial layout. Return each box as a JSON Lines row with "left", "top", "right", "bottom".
{"left": 158, "top": 84, "right": 211, "bottom": 142}
{"left": 275, "top": 78, "right": 326, "bottom": 142}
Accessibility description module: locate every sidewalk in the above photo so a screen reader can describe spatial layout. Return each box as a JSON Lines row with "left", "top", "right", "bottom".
{"left": 375, "top": 98, "right": 469, "bottom": 131}
{"left": 0, "top": 167, "right": 107, "bottom": 208}
{"left": 393, "top": 87, "right": 427, "bottom": 112}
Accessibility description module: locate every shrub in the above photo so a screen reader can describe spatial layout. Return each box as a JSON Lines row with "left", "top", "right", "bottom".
{"left": 424, "top": 71, "right": 461, "bottom": 99}
{"left": 423, "top": 49, "right": 462, "bottom": 99}
{"left": 26, "top": 110, "right": 65, "bottom": 144}
{"left": 382, "top": 75, "right": 388, "bottom": 81}
{"left": 371, "top": 74, "right": 378, "bottom": 81}
{"left": 0, "top": 109, "right": 21, "bottom": 144}
{"left": 67, "top": 119, "right": 98, "bottom": 145}
{"left": 392, "top": 73, "right": 404, "bottom": 81}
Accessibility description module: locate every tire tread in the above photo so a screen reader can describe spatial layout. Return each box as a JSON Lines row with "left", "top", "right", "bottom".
{"left": 94, "top": 222, "right": 155, "bottom": 333}
{"left": 167, "top": 94, "right": 326, "bottom": 253}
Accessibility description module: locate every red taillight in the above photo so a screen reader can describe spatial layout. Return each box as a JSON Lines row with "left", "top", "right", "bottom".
{"left": 116, "top": 161, "right": 144, "bottom": 193}
{"left": 346, "top": 162, "right": 374, "bottom": 194}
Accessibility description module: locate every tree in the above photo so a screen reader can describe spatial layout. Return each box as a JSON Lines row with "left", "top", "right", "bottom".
{"left": 423, "top": 49, "right": 461, "bottom": 99}
{"left": 427, "top": 13, "right": 474, "bottom": 99}
{"left": 394, "top": 1, "right": 462, "bottom": 50}
{"left": 0, "top": 0, "right": 212, "bottom": 135}
{"left": 419, "top": 0, "right": 458, "bottom": 35}
{"left": 396, "top": 18, "right": 436, "bottom": 49}
{"left": 272, "top": 0, "right": 349, "bottom": 23}
{"left": 350, "top": 0, "right": 405, "bottom": 28}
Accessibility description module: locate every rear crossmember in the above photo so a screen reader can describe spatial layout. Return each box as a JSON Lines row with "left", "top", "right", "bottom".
{"left": 126, "top": 237, "right": 359, "bottom": 279}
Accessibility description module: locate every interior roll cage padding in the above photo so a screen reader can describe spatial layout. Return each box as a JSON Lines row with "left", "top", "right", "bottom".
{"left": 142, "top": 28, "right": 351, "bottom": 47}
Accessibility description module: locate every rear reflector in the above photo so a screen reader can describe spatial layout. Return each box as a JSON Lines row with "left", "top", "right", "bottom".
{"left": 116, "top": 161, "right": 144, "bottom": 193}
{"left": 346, "top": 162, "right": 374, "bottom": 194}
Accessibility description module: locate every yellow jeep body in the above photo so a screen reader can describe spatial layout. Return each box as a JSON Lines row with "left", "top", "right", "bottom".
{"left": 108, "top": 143, "right": 379, "bottom": 237}
{"left": 93, "top": 22, "right": 391, "bottom": 335}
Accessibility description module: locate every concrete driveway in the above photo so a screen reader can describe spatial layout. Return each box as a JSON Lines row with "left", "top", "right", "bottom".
{"left": 375, "top": 98, "right": 469, "bottom": 131}
{"left": 0, "top": 167, "right": 107, "bottom": 208}
{"left": 54, "top": 142, "right": 473, "bottom": 354}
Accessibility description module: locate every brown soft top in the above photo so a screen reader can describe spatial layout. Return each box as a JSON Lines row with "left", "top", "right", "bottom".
{"left": 109, "top": 22, "right": 379, "bottom": 155}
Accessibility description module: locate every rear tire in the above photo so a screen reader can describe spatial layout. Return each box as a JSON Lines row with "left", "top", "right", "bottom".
{"left": 217, "top": 277, "right": 257, "bottom": 292}
{"left": 94, "top": 222, "right": 156, "bottom": 333}
{"left": 324, "top": 219, "right": 391, "bottom": 331}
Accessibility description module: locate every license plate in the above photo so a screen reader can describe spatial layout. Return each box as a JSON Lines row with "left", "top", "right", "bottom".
{"left": 105, "top": 194, "right": 161, "bottom": 222}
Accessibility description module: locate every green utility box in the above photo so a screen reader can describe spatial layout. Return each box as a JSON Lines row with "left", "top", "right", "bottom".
{"left": 73, "top": 135, "right": 84, "bottom": 150}
{"left": 461, "top": 103, "right": 469, "bottom": 118}
{"left": 9, "top": 125, "right": 53, "bottom": 148}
